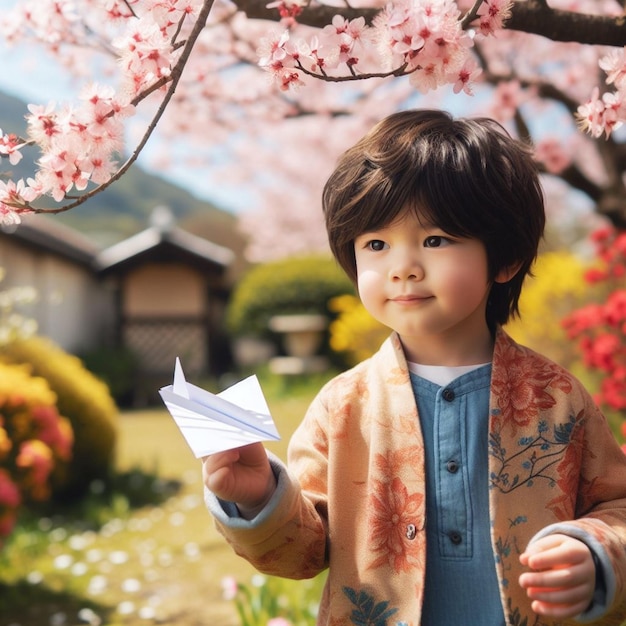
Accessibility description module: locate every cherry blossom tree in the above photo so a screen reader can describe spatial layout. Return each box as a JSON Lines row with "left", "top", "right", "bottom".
{"left": 0, "top": 0, "right": 626, "bottom": 255}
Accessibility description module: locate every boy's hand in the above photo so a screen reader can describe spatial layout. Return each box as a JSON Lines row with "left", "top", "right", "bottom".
{"left": 519, "top": 534, "right": 596, "bottom": 619}
{"left": 202, "top": 443, "right": 276, "bottom": 520}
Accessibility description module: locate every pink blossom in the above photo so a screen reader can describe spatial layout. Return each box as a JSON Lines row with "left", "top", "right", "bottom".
{"left": 114, "top": 18, "right": 175, "bottom": 95}
{"left": 26, "top": 102, "right": 61, "bottom": 148}
{"left": 150, "top": 0, "right": 202, "bottom": 26}
{"left": 0, "top": 203, "right": 25, "bottom": 227}
{"left": 220, "top": 576, "right": 239, "bottom": 600}
{"left": 276, "top": 68, "right": 305, "bottom": 91}
{"left": 0, "top": 179, "right": 37, "bottom": 207}
{"left": 258, "top": 30, "right": 293, "bottom": 72}
{"left": 0, "top": 130, "right": 25, "bottom": 165}
{"left": 266, "top": 0, "right": 307, "bottom": 21}
{"left": 267, "top": 619, "right": 293, "bottom": 626}
{"left": 599, "top": 46, "right": 626, "bottom": 90}
{"left": 373, "top": 0, "right": 473, "bottom": 93}
{"left": 490, "top": 80, "right": 523, "bottom": 122}
{"left": 258, "top": 31, "right": 307, "bottom": 88}
{"left": 31, "top": 406, "right": 74, "bottom": 461}
{"left": 453, "top": 57, "right": 481, "bottom": 95}
{"left": 0, "top": 469, "right": 21, "bottom": 509}
{"left": 577, "top": 87, "right": 626, "bottom": 138}
{"left": 103, "top": 0, "right": 136, "bottom": 21}
{"left": 296, "top": 36, "right": 339, "bottom": 74}
{"left": 38, "top": 148, "right": 91, "bottom": 202}
{"left": 534, "top": 137, "right": 572, "bottom": 175}
{"left": 476, "top": 0, "right": 513, "bottom": 37}
{"left": 322, "top": 16, "right": 367, "bottom": 68}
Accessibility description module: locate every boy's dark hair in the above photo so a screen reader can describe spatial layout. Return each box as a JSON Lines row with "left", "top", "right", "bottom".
{"left": 322, "top": 109, "right": 545, "bottom": 329}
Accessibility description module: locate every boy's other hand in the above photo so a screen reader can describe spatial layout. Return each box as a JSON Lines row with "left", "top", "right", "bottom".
{"left": 519, "top": 533, "right": 596, "bottom": 619}
{"left": 202, "top": 443, "right": 276, "bottom": 520}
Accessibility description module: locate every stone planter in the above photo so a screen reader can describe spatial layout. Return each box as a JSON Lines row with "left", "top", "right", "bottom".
{"left": 232, "top": 336, "right": 277, "bottom": 368}
{"left": 268, "top": 314, "right": 328, "bottom": 358}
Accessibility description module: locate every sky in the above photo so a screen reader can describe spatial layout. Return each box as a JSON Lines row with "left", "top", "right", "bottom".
{"left": 0, "top": 42, "right": 251, "bottom": 214}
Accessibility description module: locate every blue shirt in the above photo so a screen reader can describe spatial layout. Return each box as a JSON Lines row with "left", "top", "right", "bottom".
{"left": 410, "top": 365, "right": 505, "bottom": 625}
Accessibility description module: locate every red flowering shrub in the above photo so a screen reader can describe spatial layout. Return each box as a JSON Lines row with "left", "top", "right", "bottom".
{"left": 562, "top": 227, "right": 626, "bottom": 412}
{"left": 0, "top": 362, "right": 73, "bottom": 544}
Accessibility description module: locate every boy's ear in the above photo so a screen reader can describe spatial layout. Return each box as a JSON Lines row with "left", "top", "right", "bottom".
{"left": 494, "top": 263, "right": 522, "bottom": 284}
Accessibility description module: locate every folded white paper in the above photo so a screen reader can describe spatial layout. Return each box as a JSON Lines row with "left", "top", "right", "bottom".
{"left": 159, "top": 358, "right": 280, "bottom": 457}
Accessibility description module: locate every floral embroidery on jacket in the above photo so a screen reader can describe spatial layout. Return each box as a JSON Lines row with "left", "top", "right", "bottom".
{"left": 489, "top": 412, "right": 578, "bottom": 494}
{"left": 491, "top": 341, "right": 573, "bottom": 431}
{"left": 342, "top": 587, "right": 398, "bottom": 626}
{"left": 367, "top": 475, "right": 424, "bottom": 572}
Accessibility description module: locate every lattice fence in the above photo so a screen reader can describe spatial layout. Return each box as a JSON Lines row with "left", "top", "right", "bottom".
{"left": 124, "top": 319, "right": 207, "bottom": 375}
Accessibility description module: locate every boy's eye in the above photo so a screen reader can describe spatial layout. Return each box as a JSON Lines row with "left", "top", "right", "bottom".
{"left": 367, "top": 240, "right": 388, "bottom": 251}
{"left": 424, "top": 236, "right": 449, "bottom": 248}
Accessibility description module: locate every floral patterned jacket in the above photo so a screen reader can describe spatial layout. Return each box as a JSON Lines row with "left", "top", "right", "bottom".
{"left": 209, "top": 328, "right": 626, "bottom": 626}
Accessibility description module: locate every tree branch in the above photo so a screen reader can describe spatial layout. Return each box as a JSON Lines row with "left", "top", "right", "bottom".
{"left": 30, "top": 0, "right": 215, "bottom": 216}
{"left": 232, "top": 0, "right": 626, "bottom": 47}
{"left": 505, "top": 0, "right": 626, "bottom": 46}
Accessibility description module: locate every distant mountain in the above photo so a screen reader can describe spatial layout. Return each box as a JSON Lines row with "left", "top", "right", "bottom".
{"left": 0, "top": 90, "right": 249, "bottom": 279}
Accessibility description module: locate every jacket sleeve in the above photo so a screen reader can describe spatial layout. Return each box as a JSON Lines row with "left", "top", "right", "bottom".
{"left": 535, "top": 383, "right": 626, "bottom": 623}
{"left": 206, "top": 390, "right": 332, "bottom": 580}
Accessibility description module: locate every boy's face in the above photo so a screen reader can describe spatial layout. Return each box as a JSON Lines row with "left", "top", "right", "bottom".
{"left": 353, "top": 210, "right": 497, "bottom": 365}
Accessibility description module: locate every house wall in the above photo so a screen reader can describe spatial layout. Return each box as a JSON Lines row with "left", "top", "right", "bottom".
{"left": 0, "top": 237, "right": 115, "bottom": 353}
{"left": 120, "top": 263, "right": 208, "bottom": 377}
{"left": 123, "top": 264, "right": 204, "bottom": 315}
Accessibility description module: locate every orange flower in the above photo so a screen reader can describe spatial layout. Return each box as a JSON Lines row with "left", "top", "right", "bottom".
{"left": 16, "top": 440, "right": 54, "bottom": 494}
{"left": 492, "top": 343, "right": 572, "bottom": 430}
{"left": 367, "top": 476, "right": 423, "bottom": 572}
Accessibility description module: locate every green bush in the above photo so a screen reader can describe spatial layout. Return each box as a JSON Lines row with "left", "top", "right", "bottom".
{"left": 0, "top": 337, "right": 118, "bottom": 501}
{"left": 227, "top": 255, "right": 354, "bottom": 338}
{"left": 79, "top": 345, "right": 140, "bottom": 407}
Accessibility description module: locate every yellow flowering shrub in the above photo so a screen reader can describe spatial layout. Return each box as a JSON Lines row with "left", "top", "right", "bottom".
{"left": 505, "top": 251, "right": 591, "bottom": 366}
{"left": 1, "top": 336, "right": 118, "bottom": 500}
{"left": 328, "top": 295, "right": 389, "bottom": 366}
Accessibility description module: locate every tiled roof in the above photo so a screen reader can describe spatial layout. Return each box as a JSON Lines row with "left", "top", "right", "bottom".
{"left": 2, "top": 214, "right": 100, "bottom": 266}
{"left": 94, "top": 206, "right": 234, "bottom": 272}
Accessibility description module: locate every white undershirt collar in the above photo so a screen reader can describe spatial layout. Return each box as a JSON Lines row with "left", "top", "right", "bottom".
{"left": 408, "top": 361, "right": 491, "bottom": 387}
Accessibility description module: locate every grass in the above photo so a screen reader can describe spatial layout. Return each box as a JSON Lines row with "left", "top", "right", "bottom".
{"left": 0, "top": 370, "right": 333, "bottom": 626}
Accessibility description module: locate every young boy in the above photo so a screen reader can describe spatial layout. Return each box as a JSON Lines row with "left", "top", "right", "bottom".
{"left": 203, "top": 109, "right": 626, "bottom": 625}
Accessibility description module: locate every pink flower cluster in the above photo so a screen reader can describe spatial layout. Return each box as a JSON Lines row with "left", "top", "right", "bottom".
{"left": 0, "top": 391, "right": 73, "bottom": 543}
{"left": 0, "top": 0, "right": 203, "bottom": 227}
{"left": 578, "top": 47, "right": 626, "bottom": 138}
{"left": 25, "top": 86, "right": 134, "bottom": 200}
{"left": 562, "top": 226, "right": 626, "bottom": 412}
{"left": 257, "top": 0, "right": 515, "bottom": 94}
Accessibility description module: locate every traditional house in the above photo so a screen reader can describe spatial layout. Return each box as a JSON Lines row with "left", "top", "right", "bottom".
{"left": 0, "top": 207, "right": 235, "bottom": 404}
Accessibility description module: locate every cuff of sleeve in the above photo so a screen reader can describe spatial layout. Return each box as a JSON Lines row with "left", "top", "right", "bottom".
{"left": 527, "top": 522, "right": 614, "bottom": 623}
{"left": 204, "top": 452, "right": 287, "bottom": 530}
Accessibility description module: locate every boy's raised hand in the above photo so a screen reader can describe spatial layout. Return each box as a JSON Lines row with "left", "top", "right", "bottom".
{"left": 202, "top": 443, "right": 276, "bottom": 520}
{"left": 519, "top": 533, "right": 597, "bottom": 619}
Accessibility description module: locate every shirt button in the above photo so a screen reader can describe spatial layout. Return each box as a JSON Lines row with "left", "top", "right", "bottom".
{"left": 446, "top": 460, "right": 459, "bottom": 473}
{"left": 442, "top": 388, "right": 455, "bottom": 402}
{"left": 448, "top": 531, "right": 462, "bottom": 545}
{"left": 406, "top": 524, "right": 417, "bottom": 540}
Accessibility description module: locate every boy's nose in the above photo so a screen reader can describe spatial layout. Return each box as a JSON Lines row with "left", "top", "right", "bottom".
{"left": 390, "top": 251, "right": 423, "bottom": 281}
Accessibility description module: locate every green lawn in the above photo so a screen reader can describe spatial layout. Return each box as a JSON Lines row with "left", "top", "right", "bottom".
{"left": 0, "top": 376, "right": 325, "bottom": 626}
